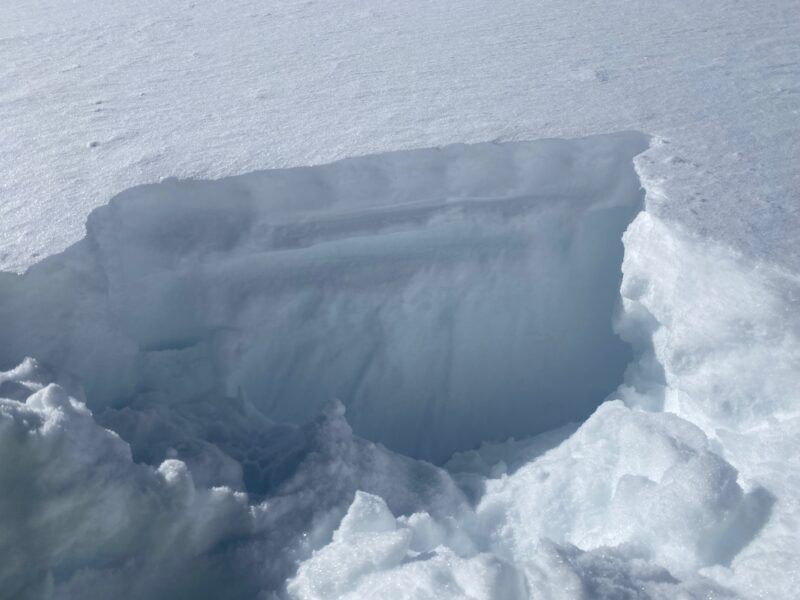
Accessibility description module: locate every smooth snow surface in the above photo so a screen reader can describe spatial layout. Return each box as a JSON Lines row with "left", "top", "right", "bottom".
{"left": 2, "top": 0, "right": 800, "bottom": 599}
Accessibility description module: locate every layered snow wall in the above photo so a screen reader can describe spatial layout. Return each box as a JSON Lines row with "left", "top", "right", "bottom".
{"left": 0, "top": 131, "right": 648, "bottom": 462}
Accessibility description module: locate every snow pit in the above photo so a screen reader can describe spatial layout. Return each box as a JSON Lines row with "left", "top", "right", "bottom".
{"left": 0, "top": 131, "right": 648, "bottom": 463}
{"left": 1, "top": 131, "right": 796, "bottom": 598}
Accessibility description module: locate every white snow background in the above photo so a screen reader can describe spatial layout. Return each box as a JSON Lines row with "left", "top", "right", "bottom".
{"left": 1, "top": 1, "right": 799, "bottom": 599}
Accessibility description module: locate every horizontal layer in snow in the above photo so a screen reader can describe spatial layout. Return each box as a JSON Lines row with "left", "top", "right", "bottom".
{"left": 0, "top": 132, "right": 647, "bottom": 462}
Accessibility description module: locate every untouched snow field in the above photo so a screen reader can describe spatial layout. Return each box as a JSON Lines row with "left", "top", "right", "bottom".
{"left": 1, "top": 1, "right": 799, "bottom": 599}
{"left": 1, "top": 0, "right": 799, "bottom": 273}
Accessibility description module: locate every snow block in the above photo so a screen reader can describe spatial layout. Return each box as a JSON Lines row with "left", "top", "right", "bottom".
{"left": 0, "top": 132, "right": 648, "bottom": 461}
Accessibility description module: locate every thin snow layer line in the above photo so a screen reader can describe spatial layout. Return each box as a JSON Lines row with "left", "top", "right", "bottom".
{"left": 2, "top": 0, "right": 799, "bottom": 274}
{"left": 0, "top": 132, "right": 648, "bottom": 462}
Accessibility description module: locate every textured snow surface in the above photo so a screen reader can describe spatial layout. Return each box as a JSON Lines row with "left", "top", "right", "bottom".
{"left": 2, "top": 0, "right": 800, "bottom": 598}
{"left": 1, "top": 0, "right": 799, "bottom": 273}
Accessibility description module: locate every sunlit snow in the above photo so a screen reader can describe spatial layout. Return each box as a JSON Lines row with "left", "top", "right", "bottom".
{"left": 1, "top": 1, "right": 799, "bottom": 599}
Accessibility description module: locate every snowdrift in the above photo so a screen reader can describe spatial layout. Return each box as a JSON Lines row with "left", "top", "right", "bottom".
{"left": 1, "top": 131, "right": 798, "bottom": 599}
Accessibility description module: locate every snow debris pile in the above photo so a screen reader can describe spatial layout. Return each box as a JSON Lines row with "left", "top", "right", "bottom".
{"left": 1, "top": 132, "right": 798, "bottom": 599}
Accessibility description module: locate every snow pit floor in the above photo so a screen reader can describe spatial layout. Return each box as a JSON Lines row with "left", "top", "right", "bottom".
{"left": 2, "top": 131, "right": 799, "bottom": 599}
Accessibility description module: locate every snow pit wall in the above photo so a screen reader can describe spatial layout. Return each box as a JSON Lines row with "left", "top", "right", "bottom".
{"left": 0, "top": 132, "right": 649, "bottom": 462}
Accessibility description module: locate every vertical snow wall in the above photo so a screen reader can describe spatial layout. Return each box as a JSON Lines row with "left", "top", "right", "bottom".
{"left": 0, "top": 132, "right": 648, "bottom": 462}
